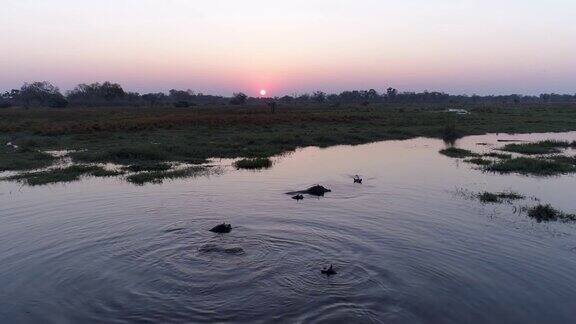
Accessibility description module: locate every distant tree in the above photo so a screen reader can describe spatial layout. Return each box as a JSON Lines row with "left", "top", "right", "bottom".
{"left": 386, "top": 87, "right": 398, "bottom": 100}
{"left": 312, "top": 91, "right": 327, "bottom": 103}
{"left": 279, "top": 95, "right": 294, "bottom": 104}
{"left": 169, "top": 89, "right": 194, "bottom": 101}
{"left": 268, "top": 101, "right": 277, "bottom": 113}
{"left": 142, "top": 93, "right": 167, "bottom": 106}
{"left": 0, "top": 91, "right": 12, "bottom": 108}
{"left": 99, "top": 82, "right": 125, "bottom": 101}
{"left": 15, "top": 81, "right": 67, "bottom": 108}
{"left": 366, "top": 89, "right": 379, "bottom": 101}
{"left": 230, "top": 92, "right": 248, "bottom": 105}
{"left": 296, "top": 93, "right": 311, "bottom": 104}
{"left": 67, "top": 82, "right": 126, "bottom": 106}
{"left": 168, "top": 89, "right": 197, "bottom": 107}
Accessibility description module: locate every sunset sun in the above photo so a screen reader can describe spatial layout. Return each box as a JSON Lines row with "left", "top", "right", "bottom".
{"left": 260, "top": 89, "right": 267, "bottom": 96}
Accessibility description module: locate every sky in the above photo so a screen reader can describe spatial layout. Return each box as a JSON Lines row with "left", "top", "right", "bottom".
{"left": 1, "top": 0, "right": 575, "bottom": 96}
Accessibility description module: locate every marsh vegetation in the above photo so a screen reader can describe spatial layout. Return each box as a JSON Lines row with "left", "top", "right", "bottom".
{"left": 2, "top": 102, "right": 576, "bottom": 185}
{"left": 439, "top": 147, "right": 478, "bottom": 158}
{"left": 3, "top": 165, "right": 123, "bottom": 186}
{"left": 234, "top": 158, "right": 273, "bottom": 170}
{"left": 125, "top": 166, "right": 219, "bottom": 185}
{"left": 477, "top": 191, "right": 525, "bottom": 203}
{"left": 525, "top": 204, "right": 576, "bottom": 223}
{"left": 500, "top": 140, "right": 574, "bottom": 155}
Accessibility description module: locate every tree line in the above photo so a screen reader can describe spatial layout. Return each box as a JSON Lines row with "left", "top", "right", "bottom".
{"left": 1, "top": 81, "right": 575, "bottom": 109}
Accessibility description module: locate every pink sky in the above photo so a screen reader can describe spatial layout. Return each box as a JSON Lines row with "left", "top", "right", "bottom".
{"left": 1, "top": 0, "right": 575, "bottom": 96}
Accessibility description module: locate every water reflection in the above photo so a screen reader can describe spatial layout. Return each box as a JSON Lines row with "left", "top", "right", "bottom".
{"left": 1, "top": 132, "right": 576, "bottom": 323}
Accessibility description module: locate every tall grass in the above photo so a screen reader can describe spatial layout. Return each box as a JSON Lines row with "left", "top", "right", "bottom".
{"left": 484, "top": 157, "right": 576, "bottom": 176}
{"left": 3, "top": 165, "right": 122, "bottom": 186}
{"left": 500, "top": 140, "right": 570, "bottom": 155}
{"left": 439, "top": 147, "right": 478, "bottom": 158}
{"left": 526, "top": 204, "right": 576, "bottom": 223}
{"left": 478, "top": 191, "right": 524, "bottom": 203}
{"left": 234, "top": 158, "right": 273, "bottom": 170}
{"left": 126, "top": 166, "right": 215, "bottom": 185}
{"left": 0, "top": 149, "right": 55, "bottom": 171}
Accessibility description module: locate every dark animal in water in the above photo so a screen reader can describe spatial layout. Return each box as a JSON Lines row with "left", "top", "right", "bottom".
{"left": 287, "top": 185, "right": 331, "bottom": 197}
{"left": 292, "top": 194, "right": 304, "bottom": 201}
{"left": 353, "top": 175, "right": 363, "bottom": 184}
{"left": 321, "top": 264, "right": 337, "bottom": 276}
{"left": 209, "top": 223, "right": 232, "bottom": 233}
{"left": 304, "top": 185, "right": 332, "bottom": 196}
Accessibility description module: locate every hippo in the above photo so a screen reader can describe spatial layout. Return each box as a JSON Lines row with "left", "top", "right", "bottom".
{"left": 321, "top": 264, "right": 337, "bottom": 276}
{"left": 209, "top": 223, "right": 232, "bottom": 234}
{"left": 306, "top": 185, "right": 332, "bottom": 196}
{"left": 292, "top": 194, "right": 304, "bottom": 201}
{"left": 353, "top": 175, "right": 363, "bottom": 184}
{"left": 287, "top": 185, "right": 332, "bottom": 197}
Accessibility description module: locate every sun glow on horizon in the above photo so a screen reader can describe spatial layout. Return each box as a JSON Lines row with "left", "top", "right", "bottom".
{"left": 1, "top": 1, "right": 575, "bottom": 95}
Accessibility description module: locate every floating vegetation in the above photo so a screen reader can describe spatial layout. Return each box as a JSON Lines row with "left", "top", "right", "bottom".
{"left": 465, "top": 157, "right": 492, "bottom": 166}
{"left": 89, "top": 168, "right": 125, "bottom": 178}
{"left": 500, "top": 140, "right": 570, "bottom": 155}
{"left": 548, "top": 155, "right": 576, "bottom": 166}
{"left": 478, "top": 191, "right": 525, "bottom": 203}
{"left": 126, "top": 166, "right": 216, "bottom": 185}
{"left": 122, "top": 162, "right": 172, "bottom": 172}
{"left": 3, "top": 165, "right": 122, "bottom": 186}
{"left": 484, "top": 157, "right": 576, "bottom": 176}
{"left": 525, "top": 204, "right": 576, "bottom": 223}
{"left": 483, "top": 152, "right": 512, "bottom": 160}
{"left": 234, "top": 158, "right": 273, "bottom": 170}
{"left": 439, "top": 147, "right": 478, "bottom": 158}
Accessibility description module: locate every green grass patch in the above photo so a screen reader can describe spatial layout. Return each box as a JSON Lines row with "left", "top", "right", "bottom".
{"left": 3, "top": 165, "right": 122, "bottom": 186}
{"left": 548, "top": 155, "right": 576, "bottom": 165}
{"left": 484, "top": 157, "right": 576, "bottom": 176}
{"left": 478, "top": 191, "right": 525, "bottom": 203}
{"left": 439, "top": 147, "right": 479, "bottom": 158}
{"left": 3, "top": 104, "right": 576, "bottom": 170}
{"left": 465, "top": 157, "right": 492, "bottom": 166}
{"left": 71, "top": 145, "right": 207, "bottom": 165}
{"left": 234, "top": 158, "right": 273, "bottom": 170}
{"left": 500, "top": 140, "right": 570, "bottom": 155}
{"left": 90, "top": 168, "right": 125, "bottom": 177}
{"left": 122, "top": 162, "right": 172, "bottom": 172}
{"left": 126, "top": 166, "right": 213, "bottom": 185}
{"left": 0, "top": 148, "right": 56, "bottom": 171}
{"left": 483, "top": 152, "right": 512, "bottom": 160}
{"left": 526, "top": 204, "right": 576, "bottom": 223}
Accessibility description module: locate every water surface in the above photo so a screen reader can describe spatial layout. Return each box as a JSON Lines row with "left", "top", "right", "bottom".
{"left": 2, "top": 132, "right": 576, "bottom": 323}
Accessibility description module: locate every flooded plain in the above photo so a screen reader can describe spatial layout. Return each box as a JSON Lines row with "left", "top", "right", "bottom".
{"left": 2, "top": 132, "right": 576, "bottom": 323}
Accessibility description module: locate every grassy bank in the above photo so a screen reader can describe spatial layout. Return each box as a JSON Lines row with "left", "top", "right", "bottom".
{"left": 1, "top": 103, "right": 576, "bottom": 181}
{"left": 500, "top": 140, "right": 574, "bottom": 155}
{"left": 4, "top": 165, "right": 123, "bottom": 186}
